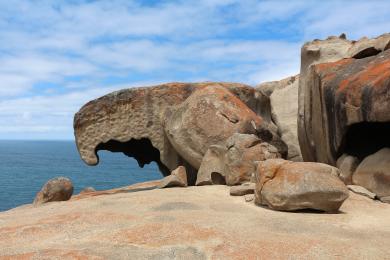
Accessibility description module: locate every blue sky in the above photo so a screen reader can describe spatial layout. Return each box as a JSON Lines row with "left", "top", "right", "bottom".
{"left": 0, "top": 0, "right": 389, "bottom": 140}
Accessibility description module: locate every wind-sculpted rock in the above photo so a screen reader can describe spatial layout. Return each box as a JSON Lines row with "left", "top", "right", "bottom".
{"left": 74, "top": 82, "right": 274, "bottom": 184}
{"left": 352, "top": 148, "right": 390, "bottom": 199}
{"left": 298, "top": 33, "right": 390, "bottom": 163}
{"left": 159, "top": 166, "right": 188, "bottom": 188}
{"left": 196, "top": 133, "right": 284, "bottom": 186}
{"left": 163, "top": 85, "right": 285, "bottom": 171}
{"left": 34, "top": 177, "right": 73, "bottom": 205}
{"left": 259, "top": 75, "right": 302, "bottom": 161}
{"left": 254, "top": 159, "right": 349, "bottom": 212}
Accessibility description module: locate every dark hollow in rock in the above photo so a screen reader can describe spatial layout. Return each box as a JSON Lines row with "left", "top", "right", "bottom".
{"left": 96, "top": 138, "right": 171, "bottom": 176}
{"left": 339, "top": 122, "right": 390, "bottom": 161}
{"left": 211, "top": 172, "right": 226, "bottom": 185}
{"left": 352, "top": 47, "right": 381, "bottom": 59}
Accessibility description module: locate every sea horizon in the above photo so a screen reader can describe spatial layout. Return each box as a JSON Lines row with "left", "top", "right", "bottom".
{"left": 0, "top": 140, "right": 161, "bottom": 211}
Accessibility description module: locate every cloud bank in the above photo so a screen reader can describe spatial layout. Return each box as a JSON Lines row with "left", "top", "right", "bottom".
{"left": 0, "top": 0, "right": 389, "bottom": 139}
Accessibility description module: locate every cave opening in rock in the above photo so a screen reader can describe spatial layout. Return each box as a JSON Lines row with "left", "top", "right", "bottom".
{"left": 339, "top": 122, "right": 390, "bottom": 161}
{"left": 95, "top": 138, "right": 170, "bottom": 177}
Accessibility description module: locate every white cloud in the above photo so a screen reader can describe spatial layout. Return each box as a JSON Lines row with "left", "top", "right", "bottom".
{"left": 0, "top": 0, "right": 389, "bottom": 139}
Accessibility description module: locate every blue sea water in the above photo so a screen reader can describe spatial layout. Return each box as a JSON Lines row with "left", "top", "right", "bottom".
{"left": 0, "top": 140, "right": 161, "bottom": 212}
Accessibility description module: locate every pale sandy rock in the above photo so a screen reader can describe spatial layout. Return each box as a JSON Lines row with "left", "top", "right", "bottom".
{"left": 380, "top": 196, "right": 390, "bottom": 204}
{"left": 255, "top": 159, "right": 349, "bottom": 212}
{"left": 353, "top": 148, "right": 390, "bottom": 198}
{"left": 33, "top": 177, "right": 73, "bottom": 205}
{"left": 336, "top": 154, "right": 359, "bottom": 184}
{"left": 195, "top": 145, "right": 226, "bottom": 186}
{"left": 347, "top": 185, "right": 376, "bottom": 200}
{"left": 229, "top": 183, "right": 255, "bottom": 196}
{"left": 80, "top": 187, "right": 96, "bottom": 194}
{"left": 1, "top": 184, "right": 390, "bottom": 259}
{"left": 244, "top": 194, "right": 254, "bottom": 202}
{"left": 268, "top": 75, "right": 302, "bottom": 161}
{"left": 347, "top": 33, "right": 390, "bottom": 58}
{"left": 159, "top": 166, "right": 188, "bottom": 188}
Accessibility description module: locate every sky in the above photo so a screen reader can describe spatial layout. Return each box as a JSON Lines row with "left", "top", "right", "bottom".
{"left": 0, "top": 0, "right": 389, "bottom": 140}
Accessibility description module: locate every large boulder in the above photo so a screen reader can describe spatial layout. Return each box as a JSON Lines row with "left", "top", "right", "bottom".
{"left": 34, "top": 177, "right": 73, "bottom": 205}
{"left": 163, "top": 85, "right": 286, "bottom": 170}
{"left": 267, "top": 75, "right": 302, "bottom": 161}
{"left": 336, "top": 154, "right": 359, "bottom": 185}
{"left": 353, "top": 148, "right": 390, "bottom": 198}
{"left": 196, "top": 133, "right": 283, "bottom": 186}
{"left": 298, "top": 33, "right": 390, "bottom": 163}
{"left": 254, "top": 159, "right": 349, "bottom": 212}
{"left": 74, "top": 82, "right": 274, "bottom": 184}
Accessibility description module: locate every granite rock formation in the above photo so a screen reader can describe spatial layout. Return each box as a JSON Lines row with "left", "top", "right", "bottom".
{"left": 33, "top": 177, "right": 73, "bottom": 205}
{"left": 298, "top": 33, "right": 390, "bottom": 164}
{"left": 257, "top": 75, "right": 302, "bottom": 161}
{"left": 74, "top": 82, "right": 279, "bottom": 185}
{"left": 254, "top": 159, "right": 349, "bottom": 212}
{"left": 352, "top": 148, "right": 390, "bottom": 199}
{"left": 195, "top": 133, "right": 283, "bottom": 186}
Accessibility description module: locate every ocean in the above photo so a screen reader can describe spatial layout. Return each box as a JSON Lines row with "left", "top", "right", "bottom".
{"left": 0, "top": 140, "right": 161, "bottom": 212}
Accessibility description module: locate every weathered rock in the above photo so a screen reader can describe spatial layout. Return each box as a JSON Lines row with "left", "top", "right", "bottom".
{"left": 298, "top": 33, "right": 390, "bottom": 163}
{"left": 380, "top": 196, "right": 390, "bottom": 204}
{"left": 80, "top": 187, "right": 96, "bottom": 194}
{"left": 230, "top": 183, "right": 255, "bottom": 196}
{"left": 336, "top": 154, "right": 359, "bottom": 184}
{"left": 256, "top": 75, "right": 298, "bottom": 97}
{"left": 159, "top": 166, "right": 188, "bottom": 188}
{"left": 268, "top": 75, "right": 302, "bottom": 161}
{"left": 196, "top": 134, "right": 283, "bottom": 186}
{"left": 163, "top": 85, "right": 286, "bottom": 170}
{"left": 353, "top": 148, "right": 390, "bottom": 198}
{"left": 74, "top": 82, "right": 271, "bottom": 183}
{"left": 195, "top": 145, "right": 226, "bottom": 186}
{"left": 254, "top": 159, "right": 349, "bottom": 212}
{"left": 2, "top": 184, "right": 390, "bottom": 259}
{"left": 347, "top": 185, "right": 376, "bottom": 200}
{"left": 224, "top": 134, "right": 282, "bottom": 185}
{"left": 244, "top": 194, "right": 254, "bottom": 202}
{"left": 299, "top": 48, "right": 390, "bottom": 165}
{"left": 347, "top": 33, "right": 390, "bottom": 58}
{"left": 33, "top": 177, "right": 73, "bottom": 205}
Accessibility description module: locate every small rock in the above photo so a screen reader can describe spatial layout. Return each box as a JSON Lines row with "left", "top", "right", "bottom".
{"left": 230, "top": 183, "right": 255, "bottom": 196}
{"left": 347, "top": 185, "right": 376, "bottom": 200}
{"left": 380, "top": 196, "right": 390, "bottom": 204}
{"left": 33, "top": 177, "right": 73, "bottom": 205}
{"left": 159, "top": 166, "right": 188, "bottom": 188}
{"left": 336, "top": 154, "right": 359, "bottom": 184}
{"left": 244, "top": 194, "right": 254, "bottom": 202}
{"left": 80, "top": 187, "right": 96, "bottom": 194}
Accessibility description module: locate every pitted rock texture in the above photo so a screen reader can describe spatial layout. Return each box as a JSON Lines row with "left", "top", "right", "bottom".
{"left": 1, "top": 184, "right": 390, "bottom": 259}
{"left": 298, "top": 33, "right": 390, "bottom": 162}
{"left": 195, "top": 133, "right": 283, "bottom": 186}
{"left": 74, "top": 82, "right": 272, "bottom": 178}
{"left": 163, "top": 85, "right": 286, "bottom": 170}
{"left": 299, "top": 48, "right": 390, "bottom": 165}
{"left": 254, "top": 159, "right": 349, "bottom": 212}
{"left": 33, "top": 177, "right": 73, "bottom": 205}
